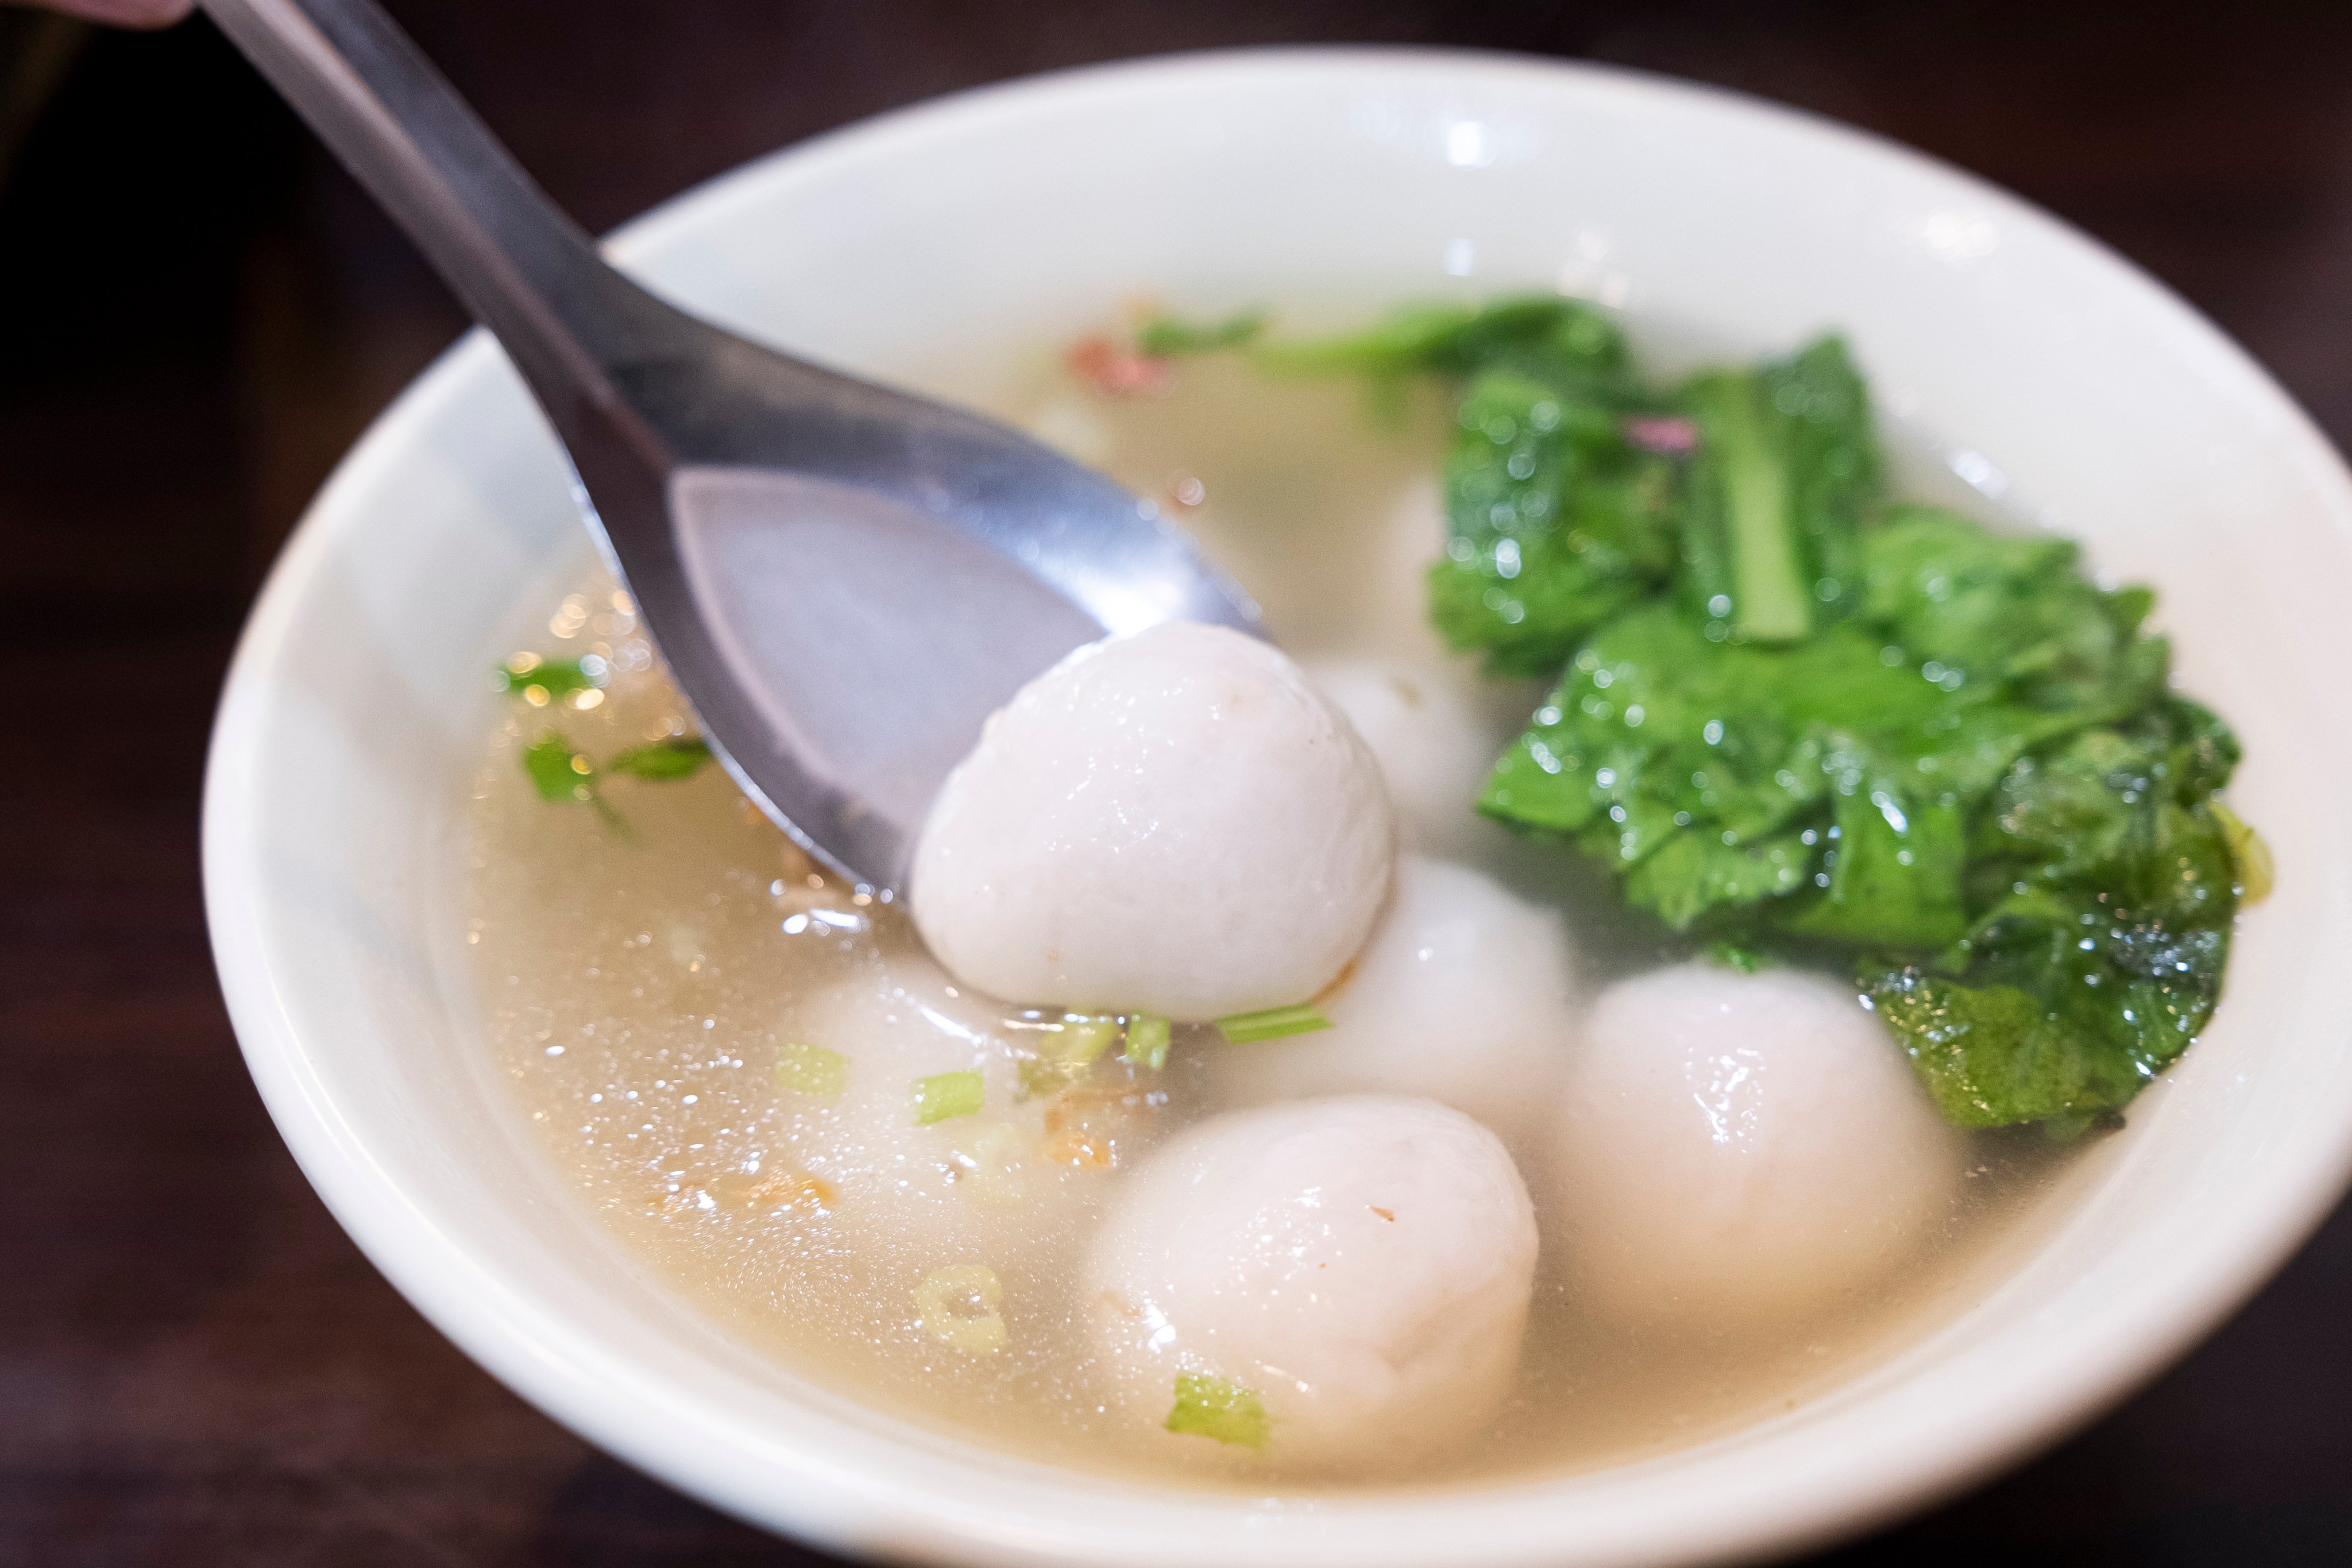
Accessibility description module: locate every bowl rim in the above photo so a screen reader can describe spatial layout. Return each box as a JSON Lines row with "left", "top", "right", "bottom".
{"left": 202, "top": 43, "right": 2352, "bottom": 1568}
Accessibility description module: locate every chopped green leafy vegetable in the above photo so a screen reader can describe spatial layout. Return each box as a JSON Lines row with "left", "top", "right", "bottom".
{"left": 912, "top": 1070, "right": 984, "bottom": 1126}
{"left": 1216, "top": 1005, "right": 1333, "bottom": 1044}
{"left": 1678, "top": 338, "right": 1880, "bottom": 642}
{"left": 1859, "top": 710, "right": 2243, "bottom": 1126}
{"left": 774, "top": 1041, "right": 848, "bottom": 1101}
{"left": 1165, "top": 1372, "right": 1270, "bottom": 1450}
{"left": 1122, "top": 1011, "right": 1172, "bottom": 1070}
{"left": 1705, "top": 941, "right": 1769, "bottom": 975}
{"left": 519, "top": 732, "right": 633, "bottom": 835}
{"left": 609, "top": 737, "right": 714, "bottom": 781}
{"left": 1477, "top": 602, "right": 2064, "bottom": 944}
{"left": 495, "top": 652, "right": 605, "bottom": 702}
{"left": 1262, "top": 295, "right": 1633, "bottom": 390}
{"left": 522, "top": 733, "right": 597, "bottom": 803}
{"left": 1265, "top": 296, "right": 2257, "bottom": 1130}
{"left": 518, "top": 726, "right": 715, "bottom": 836}
{"left": 1134, "top": 310, "right": 1265, "bottom": 357}
{"left": 1428, "top": 369, "right": 1677, "bottom": 674}
{"left": 1858, "top": 505, "right": 2165, "bottom": 716}
{"left": 1683, "top": 370, "right": 1809, "bottom": 642}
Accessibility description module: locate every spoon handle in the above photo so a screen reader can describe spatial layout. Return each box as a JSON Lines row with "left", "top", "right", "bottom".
{"left": 197, "top": 0, "right": 679, "bottom": 453}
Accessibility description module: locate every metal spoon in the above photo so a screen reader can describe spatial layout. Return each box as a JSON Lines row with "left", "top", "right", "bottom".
{"left": 199, "top": 0, "right": 1258, "bottom": 887}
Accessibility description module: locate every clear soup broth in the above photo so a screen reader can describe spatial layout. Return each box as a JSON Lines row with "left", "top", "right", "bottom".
{"left": 466, "top": 339, "right": 2107, "bottom": 1489}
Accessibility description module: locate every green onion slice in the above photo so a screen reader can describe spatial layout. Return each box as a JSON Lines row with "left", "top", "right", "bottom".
{"left": 1215, "top": 1004, "right": 1332, "bottom": 1045}
{"left": 1017, "top": 1013, "right": 1121, "bottom": 1096}
{"left": 912, "top": 1069, "right": 984, "bottom": 1125}
{"left": 1165, "top": 1372, "right": 1269, "bottom": 1450}
{"left": 774, "top": 1041, "right": 847, "bottom": 1101}
{"left": 1122, "top": 1012, "right": 1172, "bottom": 1070}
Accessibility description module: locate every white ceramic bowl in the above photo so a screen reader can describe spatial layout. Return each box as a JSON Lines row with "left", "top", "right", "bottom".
{"left": 204, "top": 47, "right": 2352, "bottom": 1568}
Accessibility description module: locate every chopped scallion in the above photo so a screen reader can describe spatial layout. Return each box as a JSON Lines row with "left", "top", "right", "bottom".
{"left": 1165, "top": 1372, "right": 1269, "bottom": 1450}
{"left": 1122, "top": 1012, "right": 1172, "bottom": 1070}
{"left": 1017, "top": 1013, "right": 1120, "bottom": 1096}
{"left": 1215, "top": 1004, "right": 1332, "bottom": 1044}
{"left": 774, "top": 1041, "right": 847, "bottom": 1101}
{"left": 912, "top": 1069, "right": 984, "bottom": 1125}
{"left": 1057, "top": 1015, "right": 1121, "bottom": 1064}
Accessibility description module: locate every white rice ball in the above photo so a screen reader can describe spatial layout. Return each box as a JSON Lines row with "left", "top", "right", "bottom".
{"left": 910, "top": 621, "right": 1395, "bottom": 1019}
{"left": 1207, "top": 855, "right": 1577, "bottom": 1147}
{"left": 1086, "top": 1096, "right": 1538, "bottom": 1474}
{"left": 1549, "top": 963, "right": 1964, "bottom": 1325}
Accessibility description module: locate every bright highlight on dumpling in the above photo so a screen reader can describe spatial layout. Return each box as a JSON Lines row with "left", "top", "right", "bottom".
{"left": 1548, "top": 963, "right": 1964, "bottom": 1323}
{"left": 1086, "top": 1096, "right": 1538, "bottom": 1472}
{"left": 910, "top": 621, "right": 1396, "bottom": 1020}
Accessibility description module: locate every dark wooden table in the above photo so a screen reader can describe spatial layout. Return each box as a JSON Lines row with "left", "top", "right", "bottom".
{"left": 6, "top": 3, "right": 2350, "bottom": 1563}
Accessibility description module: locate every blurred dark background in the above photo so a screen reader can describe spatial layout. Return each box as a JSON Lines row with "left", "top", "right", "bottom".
{"left": 5, "top": 2, "right": 2351, "bottom": 1563}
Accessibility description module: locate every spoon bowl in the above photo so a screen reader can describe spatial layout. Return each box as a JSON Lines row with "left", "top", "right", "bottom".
{"left": 199, "top": 0, "right": 1256, "bottom": 884}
